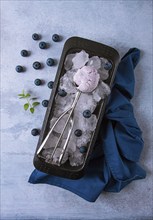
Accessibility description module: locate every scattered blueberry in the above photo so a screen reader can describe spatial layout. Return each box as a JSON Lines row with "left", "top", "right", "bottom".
{"left": 48, "top": 81, "right": 54, "bottom": 89}
{"left": 52, "top": 34, "right": 60, "bottom": 42}
{"left": 31, "top": 128, "right": 39, "bottom": 136}
{"left": 34, "top": 79, "right": 42, "bottom": 86}
{"left": 104, "top": 61, "right": 112, "bottom": 70}
{"left": 39, "top": 41, "right": 47, "bottom": 49}
{"left": 79, "top": 146, "right": 87, "bottom": 154}
{"left": 32, "top": 33, "right": 40, "bottom": 40}
{"left": 33, "top": 61, "right": 41, "bottom": 70}
{"left": 46, "top": 58, "right": 54, "bottom": 66}
{"left": 74, "top": 129, "right": 82, "bottom": 137}
{"left": 58, "top": 89, "right": 67, "bottom": 97}
{"left": 83, "top": 110, "right": 92, "bottom": 118}
{"left": 42, "top": 100, "right": 49, "bottom": 107}
{"left": 15, "top": 65, "right": 24, "bottom": 73}
{"left": 21, "top": 50, "right": 28, "bottom": 57}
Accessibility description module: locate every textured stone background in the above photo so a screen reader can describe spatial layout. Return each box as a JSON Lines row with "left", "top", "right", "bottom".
{"left": 1, "top": 1, "right": 153, "bottom": 219}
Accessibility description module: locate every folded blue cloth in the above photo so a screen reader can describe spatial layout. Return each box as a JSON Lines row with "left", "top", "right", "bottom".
{"left": 29, "top": 48, "right": 146, "bottom": 202}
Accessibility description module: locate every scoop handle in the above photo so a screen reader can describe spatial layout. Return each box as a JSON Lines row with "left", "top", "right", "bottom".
{"left": 50, "top": 91, "right": 81, "bottom": 162}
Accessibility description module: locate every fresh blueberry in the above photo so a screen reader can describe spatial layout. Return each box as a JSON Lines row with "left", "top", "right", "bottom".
{"left": 33, "top": 61, "right": 41, "bottom": 70}
{"left": 48, "top": 81, "right": 54, "bottom": 89}
{"left": 104, "top": 61, "right": 112, "bottom": 70}
{"left": 39, "top": 41, "right": 47, "bottom": 49}
{"left": 21, "top": 50, "right": 28, "bottom": 57}
{"left": 42, "top": 100, "right": 49, "bottom": 107}
{"left": 79, "top": 146, "right": 87, "bottom": 154}
{"left": 74, "top": 129, "right": 82, "bottom": 137}
{"left": 83, "top": 110, "right": 92, "bottom": 118}
{"left": 15, "top": 65, "right": 24, "bottom": 72}
{"left": 31, "top": 128, "right": 39, "bottom": 136}
{"left": 32, "top": 33, "right": 40, "bottom": 40}
{"left": 52, "top": 34, "right": 60, "bottom": 42}
{"left": 58, "top": 89, "right": 67, "bottom": 97}
{"left": 34, "top": 79, "right": 42, "bottom": 86}
{"left": 46, "top": 58, "right": 54, "bottom": 66}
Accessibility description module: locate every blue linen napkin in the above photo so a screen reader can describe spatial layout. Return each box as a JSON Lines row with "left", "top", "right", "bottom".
{"left": 29, "top": 48, "right": 146, "bottom": 202}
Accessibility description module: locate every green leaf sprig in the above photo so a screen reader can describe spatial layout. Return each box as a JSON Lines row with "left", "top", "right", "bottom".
{"left": 18, "top": 90, "right": 40, "bottom": 114}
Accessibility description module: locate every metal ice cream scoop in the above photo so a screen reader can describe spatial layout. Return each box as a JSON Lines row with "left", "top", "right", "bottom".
{"left": 37, "top": 66, "right": 100, "bottom": 166}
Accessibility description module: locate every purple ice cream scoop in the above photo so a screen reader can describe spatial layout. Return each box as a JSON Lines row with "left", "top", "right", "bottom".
{"left": 73, "top": 66, "right": 100, "bottom": 93}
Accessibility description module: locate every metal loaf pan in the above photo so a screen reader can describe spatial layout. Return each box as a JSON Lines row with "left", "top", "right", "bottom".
{"left": 33, "top": 36, "right": 120, "bottom": 179}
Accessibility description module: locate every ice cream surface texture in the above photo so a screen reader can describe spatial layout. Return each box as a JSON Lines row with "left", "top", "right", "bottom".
{"left": 73, "top": 66, "right": 100, "bottom": 93}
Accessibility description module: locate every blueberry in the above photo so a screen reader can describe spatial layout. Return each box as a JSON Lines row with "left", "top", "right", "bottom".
{"left": 79, "top": 146, "right": 87, "bottom": 154}
{"left": 83, "top": 110, "right": 92, "bottom": 118}
{"left": 15, "top": 65, "right": 24, "bottom": 72}
{"left": 21, "top": 50, "right": 28, "bottom": 57}
{"left": 58, "top": 89, "right": 67, "bottom": 97}
{"left": 46, "top": 58, "right": 54, "bottom": 66}
{"left": 33, "top": 61, "right": 41, "bottom": 70}
{"left": 74, "top": 129, "right": 82, "bottom": 137}
{"left": 31, "top": 128, "right": 39, "bottom": 136}
{"left": 39, "top": 41, "right": 47, "bottom": 49}
{"left": 32, "top": 33, "right": 40, "bottom": 40}
{"left": 34, "top": 79, "right": 42, "bottom": 86}
{"left": 42, "top": 100, "right": 49, "bottom": 107}
{"left": 48, "top": 81, "right": 54, "bottom": 89}
{"left": 104, "top": 61, "right": 112, "bottom": 70}
{"left": 52, "top": 34, "right": 60, "bottom": 42}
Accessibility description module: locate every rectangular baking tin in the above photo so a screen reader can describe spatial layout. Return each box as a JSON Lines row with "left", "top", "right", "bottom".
{"left": 33, "top": 36, "right": 120, "bottom": 179}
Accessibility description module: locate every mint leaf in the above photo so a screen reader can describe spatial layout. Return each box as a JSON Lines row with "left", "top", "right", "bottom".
{"left": 30, "top": 97, "right": 37, "bottom": 100}
{"left": 24, "top": 93, "right": 31, "bottom": 98}
{"left": 24, "top": 103, "right": 29, "bottom": 110}
{"left": 30, "top": 107, "right": 34, "bottom": 113}
{"left": 18, "top": 94, "right": 24, "bottom": 96}
{"left": 19, "top": 90, "right": 39, "bottom": 114}
{"left": 18, "top": 94, "right": 25, "bottom": 99}
{"left": 32, "top": 102, "right": 40, "bottom": 107}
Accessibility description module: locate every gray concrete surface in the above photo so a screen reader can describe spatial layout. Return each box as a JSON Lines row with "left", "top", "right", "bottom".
{"left": 1, "top": 0, "right": 153, "bottom": 219}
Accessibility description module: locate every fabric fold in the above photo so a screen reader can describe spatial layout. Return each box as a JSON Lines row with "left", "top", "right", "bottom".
{"left": 29, "top": 48, "right": 146, "bottom": 202}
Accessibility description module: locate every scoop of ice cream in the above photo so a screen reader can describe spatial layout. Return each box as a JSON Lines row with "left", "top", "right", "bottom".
{"left": 73, "top": 66, "right": 100, "bottom": 93}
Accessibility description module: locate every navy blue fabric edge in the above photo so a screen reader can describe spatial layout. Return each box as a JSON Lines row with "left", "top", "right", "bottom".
{"left": 28, "top": 170, "right": 97, "bottom": 202}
